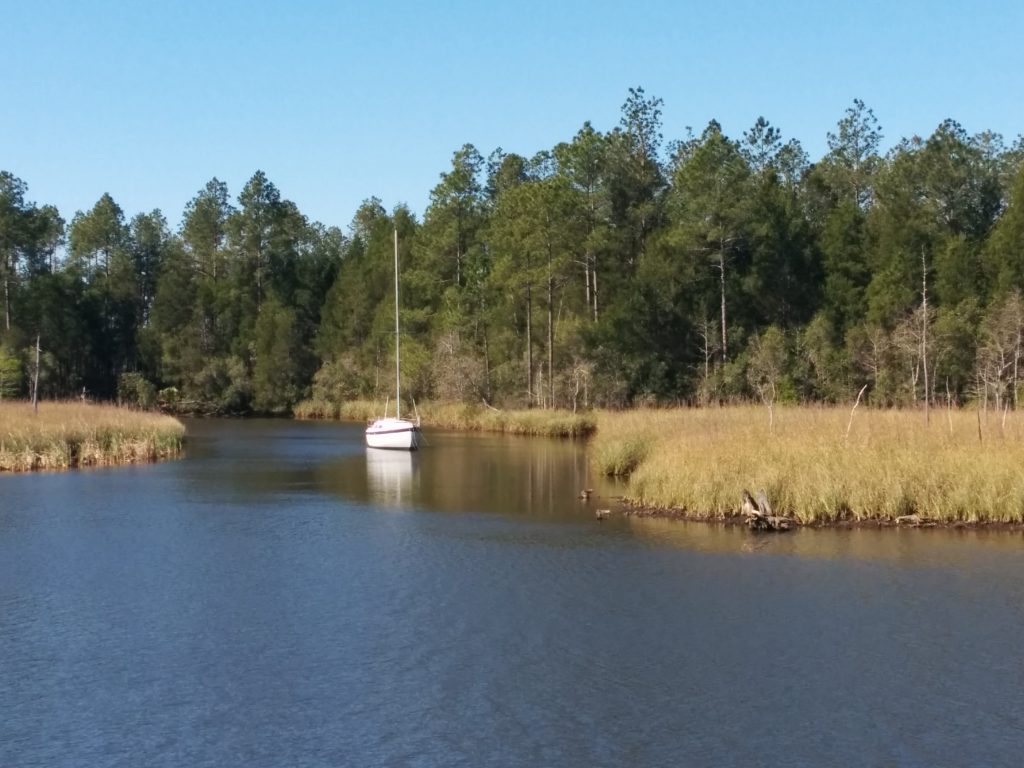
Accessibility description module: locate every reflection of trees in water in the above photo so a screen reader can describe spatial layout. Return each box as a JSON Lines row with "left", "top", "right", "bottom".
{"left": 319, "top": 433, "right": 613, "bottom": 521}
{"left": 411, "top": 434, "right": 608, "bottom": 520}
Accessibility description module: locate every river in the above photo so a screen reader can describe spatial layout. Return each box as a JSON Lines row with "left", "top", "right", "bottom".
{"left": 2, "top": 419, "right": 1022, "bottom": 767}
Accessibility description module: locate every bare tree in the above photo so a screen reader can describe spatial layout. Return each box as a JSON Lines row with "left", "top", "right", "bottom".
{"left": 893, "top": 307, "right": 933, "bottom": 406}
{"left": 921, "top": 247, "right": 930, "bottom": 424}
{"left": 747, "top": 327, "right": 788, "bottom": 433}
{"left": 696, "top": 315, "right": 719, "bottom": 403}
{"left": 849, "top": 324, "right": 890, "bottom": 403}
{"left": 976, "top": 292, "right": 1024, "bottom": 412}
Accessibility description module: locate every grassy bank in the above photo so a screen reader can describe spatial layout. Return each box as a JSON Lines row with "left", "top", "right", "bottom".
{"left": 0, "top": 401, "right": 185, "bottom": 472}
{"left": 593, "top": 406, "right": 1024, "bottom": 525}
{"left": 294, "top": 398, "right": 595, "bottom": 438}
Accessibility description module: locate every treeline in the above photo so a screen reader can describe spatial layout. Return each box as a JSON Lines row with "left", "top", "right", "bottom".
{"left": 2, "top": 90, "right": 1024, "bottom": 413}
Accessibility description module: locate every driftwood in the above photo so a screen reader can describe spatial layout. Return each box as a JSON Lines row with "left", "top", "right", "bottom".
{"left": 895, "top": 513, "right": 936, "bottom": 528}
{"left": 741, "top": 489, "right": 793, "bottom": 532}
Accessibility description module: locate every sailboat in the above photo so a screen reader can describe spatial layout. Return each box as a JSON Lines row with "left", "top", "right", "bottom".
{"left": 365, "top": 228, "right": 422, "bottom": 450}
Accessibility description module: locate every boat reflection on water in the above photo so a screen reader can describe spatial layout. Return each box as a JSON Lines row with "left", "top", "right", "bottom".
{"left": 366, "top": 447, "right": 418, "bottom": 508}
{"left": 315, "top": 431, "right": 615, "bottom": 522}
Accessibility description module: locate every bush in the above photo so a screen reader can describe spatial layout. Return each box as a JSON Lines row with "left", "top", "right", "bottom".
{"left": 158, "top": 386, "right": 180, "bottom": 407}
{"left": 310, "top": 356, "right": 366, "bottom": 403}
{"left": 118, "top": 372, "right": 157, "bottom": 408}
{"left": 0, "top": 347, "right": 21, "bottom": 399}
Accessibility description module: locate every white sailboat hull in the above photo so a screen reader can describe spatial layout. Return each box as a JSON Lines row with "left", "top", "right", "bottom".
{"left": 365, "top": 418, "right": 421, "bottom": 450}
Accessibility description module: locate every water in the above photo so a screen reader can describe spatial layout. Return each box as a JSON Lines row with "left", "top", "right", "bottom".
{"left": 2, "top": 419, "right": 1023, "bottom": 767}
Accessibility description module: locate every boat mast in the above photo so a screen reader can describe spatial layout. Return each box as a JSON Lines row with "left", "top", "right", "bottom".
{"left": 394, "top": 227, "right": 401, "bottom": 420}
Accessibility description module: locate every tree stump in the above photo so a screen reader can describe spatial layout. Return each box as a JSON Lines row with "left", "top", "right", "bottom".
{"left": 741, "top": 489, "right": 793, "bottom": 532}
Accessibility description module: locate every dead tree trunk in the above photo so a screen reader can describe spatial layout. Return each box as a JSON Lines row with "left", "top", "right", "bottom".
{"left": 718, "top": 246, "right": 728, "bottom": 363}
{"left": 741, "top": 489, "right": 793, "bottom": 532}
{"left": 547, "top": 252, "right": 555, "bottom": 409}
{"left": 921, "top": 247, "right": 930, "bottom": 425}
{"left": 32, "top": 334, "right": 41, "bottom": 414}
{"left": 525, "top": 255, "right": 533, "bottom": 405}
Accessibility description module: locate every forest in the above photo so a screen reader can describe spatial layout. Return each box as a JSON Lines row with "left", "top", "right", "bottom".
{"left": 2, "top": 90, "right": 1023, "bottom": 415}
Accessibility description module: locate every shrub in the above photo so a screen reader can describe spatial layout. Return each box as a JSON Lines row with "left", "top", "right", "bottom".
{"left": 118, "top": 372, "right": 158, "bottom": 409}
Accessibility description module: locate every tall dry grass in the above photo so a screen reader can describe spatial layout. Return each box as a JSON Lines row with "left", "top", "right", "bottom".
{"left": 294, "top": 398, "right": 595, "bottom": 438}
{"left": 424, "top": 402, "right": 595, "bottom": 437}
{"left": 294, "top": 398, "right": 392, "bottom": 422}
{"left": 0, "top": 401, "right": 185, "bottom": 472}
{"left": 593, "top": 405, "right": 1024, "bottom": 525}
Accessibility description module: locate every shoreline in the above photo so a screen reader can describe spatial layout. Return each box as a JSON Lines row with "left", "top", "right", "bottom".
{"left": 618, "top": 502, "right": 1024, "bottom": 532}
{"left": 295, "top": 401, "right": 1024, "bottom": 529}
{"left": 13, "top": 401, "right": 1019, "bottom": 531}
{"left": 294, "top": 399, "right": 595, "bottom": 438}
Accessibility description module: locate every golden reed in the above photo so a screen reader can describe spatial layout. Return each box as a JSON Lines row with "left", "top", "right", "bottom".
{"left": 0, "top": 401, "right": 185, "bottom": 472}
{"left": 592, "top": 405, "right": 1024, "bottom": 525}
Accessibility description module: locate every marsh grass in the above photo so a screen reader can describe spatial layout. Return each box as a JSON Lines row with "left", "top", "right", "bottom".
{"left": 593, "top": 405, "right": 1024, "bottom": 525}
{"left": 294, "top": 398, "right": 595, "bottom": 438}
{"left": 294, "top": 398, "right": 379, "bottom": 421}
{"left": 293, "top": 398, "right": 340, "bottom": 420}
{"left": 0, "top": 401, "right": 185, "bottom": 472}
{"left": 425, "top": 402, "right": 595, "bottom": 437}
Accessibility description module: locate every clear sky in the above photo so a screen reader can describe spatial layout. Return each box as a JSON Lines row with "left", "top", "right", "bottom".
{"left": 4, "top": 0, "right": 1022, "bottom": 230}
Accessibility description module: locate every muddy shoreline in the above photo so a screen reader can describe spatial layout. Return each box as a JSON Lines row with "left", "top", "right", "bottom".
{"left": 618, "top": 501, "right": 1024, "bottom": 532}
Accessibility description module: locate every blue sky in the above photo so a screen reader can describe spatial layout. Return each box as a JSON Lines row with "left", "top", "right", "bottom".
{"left": 4, "top": 0, "right": 1022, "bottom": 230}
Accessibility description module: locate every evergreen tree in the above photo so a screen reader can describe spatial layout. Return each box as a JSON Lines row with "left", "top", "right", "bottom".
{"left": 667, "top": 121, "right": 751, "bottom": 365}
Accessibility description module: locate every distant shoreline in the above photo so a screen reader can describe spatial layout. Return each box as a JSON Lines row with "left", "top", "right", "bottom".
{"left": 294, "top": 398, "right": 595, "bottom": 438}
{"left": 618, "top": 502, "right": 1024, "bottom": 532}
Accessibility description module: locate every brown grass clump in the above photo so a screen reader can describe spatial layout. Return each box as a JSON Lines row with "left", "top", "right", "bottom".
{"left": 294, "top": 398, "right": 379, "bottom": 421}
{"left": 593, "top": 405, "right": 1024, "bottom": 525}
{"left": 0, "top": 401, "right": 185, "bottom": 472}
{"left": 424, "top": 402, "right": 595, "bottom": 437}
{"left": 293, "top": 398, "right": 340, "bottom": 420}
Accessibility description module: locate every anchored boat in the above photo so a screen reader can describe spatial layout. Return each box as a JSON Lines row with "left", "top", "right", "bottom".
{"left": 365, "top": 228, "right": 421, "bottom": 451}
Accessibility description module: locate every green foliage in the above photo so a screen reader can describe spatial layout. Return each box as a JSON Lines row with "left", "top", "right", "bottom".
{"left": 158, "top": 386, "right": 180, "bottom": 407}
{"left": 984, "top": 164, "right": 1024, "bottom": 297}
{"left": 186, "top": 356, "right": 251, "bottom": 414}
{"left": 3, "top": 92, "right": 1024, "bottom": 413}
{"left": 747, "top": 326, "right": 789, "bottom": 403}
{"left": 310, "top": 355, "right": 366, "bottom": 404}
{"left": 796, "top": 313, "right": 849, "bottom": 401}
{"left": 820, "top": 201, "right": 869, "bottom": 333}
{"left": 489, "top": 175, "right": 587, "bottom": 405}
{"left": 252, "top": 297, "right": 301, "bottom": 413}
{"left": 117, "top": 372, "right": 157, "bottom": 408}
{"left": 0, "top": 344, "right": 21, "bottom": 398}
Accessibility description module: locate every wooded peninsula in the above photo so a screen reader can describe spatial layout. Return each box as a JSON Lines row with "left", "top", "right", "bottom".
{"left": 2, "top": 91, "right": 1023, "bottom": 418}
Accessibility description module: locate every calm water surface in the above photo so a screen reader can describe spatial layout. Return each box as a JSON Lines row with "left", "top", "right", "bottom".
{"left": 2, "top": 419, "right": 1023, "bottom": 767}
